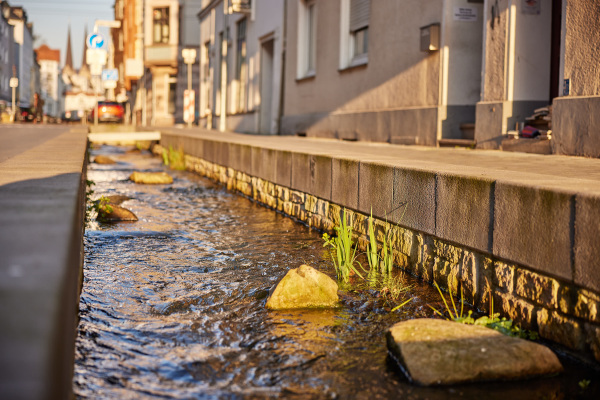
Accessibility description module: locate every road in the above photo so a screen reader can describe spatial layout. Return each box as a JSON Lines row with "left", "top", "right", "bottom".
{"left": 0, "top": 124, "right": 74, "bottom": 163}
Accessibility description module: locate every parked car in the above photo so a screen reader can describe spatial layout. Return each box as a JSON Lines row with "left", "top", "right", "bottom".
{"left": 18, "top": 107, "right": 35, "bottom": 123}
{"left": 62, "top": 110, "right": 83, "bottom": 123}
{"left": 89, "top": 101, "right": 124, "bottom": 123}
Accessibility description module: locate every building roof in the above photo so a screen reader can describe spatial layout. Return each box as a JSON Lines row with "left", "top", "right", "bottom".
{"left": 35, "top": 44, "right": 60, "bottom": 63}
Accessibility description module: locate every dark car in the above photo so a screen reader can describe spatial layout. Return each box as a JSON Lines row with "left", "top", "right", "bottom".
{"left": 18, "top": 107, "right": 35, "bottom": 123}
{"left": 89, "top": 101, "right": 124, "bottom": 123}
{"left": 62, "top": 110, "right": 83, "bottom": 123}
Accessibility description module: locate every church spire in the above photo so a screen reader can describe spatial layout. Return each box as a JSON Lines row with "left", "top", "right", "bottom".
{"left": 81, "top": 24, "right": 88, "bottom": 69}
{"left": 65, "top": 24, "right": 73, "bottom": 69}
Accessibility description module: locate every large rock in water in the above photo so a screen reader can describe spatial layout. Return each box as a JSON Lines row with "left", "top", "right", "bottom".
{"left": 129, "top": 171, "right": 173, "bottom": 184}
{"left": 266, "top": 264, "right": 339, "bottom": 310}
{"left": 386, "top": 319, "right": 563, "bottom": 386}
{"left": 97, "top": 204, "right": 138, "bottom": 222}
{"left": 93, "top": 155, "right": 116, "bottom": 164}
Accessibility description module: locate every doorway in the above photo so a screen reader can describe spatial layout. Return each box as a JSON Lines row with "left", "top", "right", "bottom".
{"left": 259, "top": 39, "right": 274, "bottom": 134}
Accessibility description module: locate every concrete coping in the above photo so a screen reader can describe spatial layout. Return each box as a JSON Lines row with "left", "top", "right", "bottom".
{"left": 0, "top": 127, "right": 88, "bottom": 399}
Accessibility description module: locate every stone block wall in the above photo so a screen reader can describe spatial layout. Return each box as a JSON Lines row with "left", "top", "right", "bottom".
{"left": 152, "top": 142, "right": 600, "bottom": 363}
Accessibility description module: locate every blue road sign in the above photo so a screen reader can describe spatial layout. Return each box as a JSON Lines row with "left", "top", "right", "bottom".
{"left": 87, "top": 33, "right": 105, "bottom": 49}
{"left": 101, "top": 69, "right": 118, "bottom": 82}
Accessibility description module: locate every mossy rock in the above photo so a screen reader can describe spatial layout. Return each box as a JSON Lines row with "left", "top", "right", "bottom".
{"left": 266, "top": 264, "right": 339, "bottom": 310}
{"left": 93, "top": 155, "right": 116, "bottom": 164}
{"left": 97, "top": 204, "right": 138, "bottom": 222}
{"left": 129, "top": 171, "right": 173, "bottom": 184}
{"left": 104, "top": 194, "right": 132, "bottom": 205}
{"left": 386, "top": 318, "right": 563, "bottom": 386}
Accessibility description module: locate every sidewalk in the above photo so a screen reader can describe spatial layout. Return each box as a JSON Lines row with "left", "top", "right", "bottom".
{"left": 0, "top": 126, "right": 88, "bottom": 400}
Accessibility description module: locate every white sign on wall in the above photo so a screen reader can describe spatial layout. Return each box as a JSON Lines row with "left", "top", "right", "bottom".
{"left": 454, "top": 7, "right": 478, "bottom": 22}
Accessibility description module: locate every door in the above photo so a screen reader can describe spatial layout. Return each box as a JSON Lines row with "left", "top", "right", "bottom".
{"left": 259, "top": 39, "right": 274, "bottom": 134}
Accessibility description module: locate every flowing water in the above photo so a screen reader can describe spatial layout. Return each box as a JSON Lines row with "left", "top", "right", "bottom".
{"left": 74, "top": 145, "right": 599, "bottom": 399}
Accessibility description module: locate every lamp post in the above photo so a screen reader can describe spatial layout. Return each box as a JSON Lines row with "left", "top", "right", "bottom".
{"left": 10, "top": 76, "right": 18, "bottom": 122}
{"left": 182, "top": 48, "right": 197, "bottom": 128}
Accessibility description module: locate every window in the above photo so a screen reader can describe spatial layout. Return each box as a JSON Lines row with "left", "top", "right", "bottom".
{"left": 339, "top": 0, "right": 370, "bottom": 69}
{"left": 297, "top": 0, "right": 316, "bottom": 79}
{"left": 153, "top": 7, "right": 169, "bottom": 44}
{"left": 168, "top": 75, "right": 177, "bottom": 114}
{"left": 236, "top": 18, "right": 247, "bottom": 112}
{"left": 349, "top": 0, "right": 369, "bottom": 58}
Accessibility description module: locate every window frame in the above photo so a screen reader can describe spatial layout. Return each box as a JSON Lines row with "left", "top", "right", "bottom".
{"left": 296, "top": 0, "right": 317, "bottom": 80}
{"left": 235, "top": 17, "right": 248, "bottom": 113}
{"left": 152, "top": 7, "right": 170, "bottom": 44}
{"left": 339, "top": 0, "right": 370, "bottom": 70}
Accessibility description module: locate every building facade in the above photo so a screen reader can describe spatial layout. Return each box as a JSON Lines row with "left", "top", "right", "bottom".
{"left": 4, "top": 4, "right": 34, "bottom": 108}
{"left": 0, "top": 7, "right": 15, "bottom": 106}
{"left": 35, "top": 45, "right": 61, "bottom": 118}
{"left": 197, "top": 0, "right": 285, "bottom": 134}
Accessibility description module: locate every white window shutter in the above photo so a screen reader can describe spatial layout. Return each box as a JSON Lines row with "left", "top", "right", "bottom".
{"left": 350, "top": 0, "right": 370, "bottom": 32}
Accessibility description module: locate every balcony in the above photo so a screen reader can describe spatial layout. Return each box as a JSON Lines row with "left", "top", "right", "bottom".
{"left": 145, "top": 44, "right": 177, "bottom": 67}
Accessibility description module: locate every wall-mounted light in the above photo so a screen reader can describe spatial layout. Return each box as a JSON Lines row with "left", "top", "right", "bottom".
{"left": 420, "top": 23, "right": 440, "bottom": 52}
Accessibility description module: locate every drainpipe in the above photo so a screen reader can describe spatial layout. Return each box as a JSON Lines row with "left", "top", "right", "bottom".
{"left": 219, "top": 0, "right": 228, "bottom": 132}
{"left": 277, "top": 0, "right": 287, "bottom": 135}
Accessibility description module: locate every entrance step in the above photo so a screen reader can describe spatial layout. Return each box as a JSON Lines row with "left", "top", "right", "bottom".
{"left": 438, "top": 138, "right": 476, "bottom": 148}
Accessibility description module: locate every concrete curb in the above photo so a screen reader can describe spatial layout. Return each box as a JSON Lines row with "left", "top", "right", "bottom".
{"left": 0, "top": 127, "right": 88, "bottom": 400}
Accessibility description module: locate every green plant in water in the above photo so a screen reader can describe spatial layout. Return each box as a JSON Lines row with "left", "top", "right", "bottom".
{"left": 579, "top": 379, "right": 591, "bottom": 390}
{"left": 93, "top": 196, "right": 114, "bottom": 219}
{"left": 85, "top": 180, "right": 95, "bottom": 222}
{"left": 428, "top": 281, "right": 538, "bottom": 340}
{"left": 162, "top": 145, "right": 186, "bottom": 170}
{"left": 322, "top": 208, "right": 364, "bottom": 283}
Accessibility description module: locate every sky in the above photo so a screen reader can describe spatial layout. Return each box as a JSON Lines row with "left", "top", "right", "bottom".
{"left": 8, "top": 0, "right": 115, "bottom": 69}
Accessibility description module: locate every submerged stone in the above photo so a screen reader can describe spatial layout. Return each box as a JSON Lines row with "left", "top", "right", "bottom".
{"left": 97, "top": 204, "right": 138, "bottom": 222}
{"left": 93, "top": 155, "right": 116, "bottom": 164}
{"left": 386, "top": 318, "right": 563, "bottom": 386}
{"left": 104, "top": 194, "right": 132, "bottom": 205}
{"left": 129, "top": 171, "right": 173, "bottom": 184}
{"left": 266, "top": 264, "right": 339, "bottom": 310}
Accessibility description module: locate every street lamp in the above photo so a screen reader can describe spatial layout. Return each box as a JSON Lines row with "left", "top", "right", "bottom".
{"left": 182, "top": 48, "right": 197, "bottom": 128}
{"left": 9, "top": 76, "right": 18, "bottom": 122}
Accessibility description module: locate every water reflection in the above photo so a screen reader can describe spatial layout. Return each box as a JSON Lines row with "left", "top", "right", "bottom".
{"left": 74, "top": 146, "right": 599, "bottom": 399}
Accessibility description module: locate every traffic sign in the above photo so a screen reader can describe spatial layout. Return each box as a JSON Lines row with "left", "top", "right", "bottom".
{"left": 86, "top": 49, "right": 108, "bottom": 66}
{"left": 87, "top": 33, "right": 105, "bottom": 49}
{"left": 101, "top": 69, "right": 118, "bottom": 81}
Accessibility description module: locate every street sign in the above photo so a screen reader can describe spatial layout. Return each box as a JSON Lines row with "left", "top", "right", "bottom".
{"left": 87, "top": 33, "right": 105, "bottom": 49}
{"left": 183, "top": 90, "right": 195, "bottom": 123}
{"left": 102, "top": 80, "right": 117, "bottom": 89}
{"left": 86, "top": 49, "right": 108, "bottom": 66}
{"left": 182, "top": 48, "right": 197, "bottom": 64}
{"left": 90, "top": 64, "right": 103, "bottom": 76}
{"left": 9, "top": 77, "right": 18, "bottom": 88}
{"left": 101, "top": 69, "right": 118, "bottom": 81}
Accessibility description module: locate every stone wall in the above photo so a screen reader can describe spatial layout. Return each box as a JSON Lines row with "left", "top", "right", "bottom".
{"left": 153, "top": 143, "right": 600, "bottom": 363}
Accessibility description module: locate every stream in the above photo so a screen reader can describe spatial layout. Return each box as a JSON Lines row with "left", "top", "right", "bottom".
{"left": 74, "top": 145, "right": 599, "bottom": 399}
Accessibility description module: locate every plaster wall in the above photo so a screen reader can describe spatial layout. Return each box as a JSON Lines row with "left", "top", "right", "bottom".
{"left": 199, "top": 0, "right": 284, "bottom": 134}
{"left": 443, "top": 0, "right": 484, "bottom": 106}
{"left": 552, "top": 0, "right": 600, "bottom": 157}
{"left": 481, "top": 0, "right": 509, "bottom": 102}
{"left": 512, "top": 0, "right": 552, "bottom": 101}
{"left": 562, "top": 0, "right": 600, "bottom": 96}
{"left": 282, "top": 0, "right": 443, "bottom": 142}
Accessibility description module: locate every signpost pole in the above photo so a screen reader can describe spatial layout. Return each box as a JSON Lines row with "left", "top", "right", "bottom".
{"left": 187, "top": 57, "right": 192, "bottom": 128}
{"left": 11, "top": 85, "right": 16, "bottom": 122}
